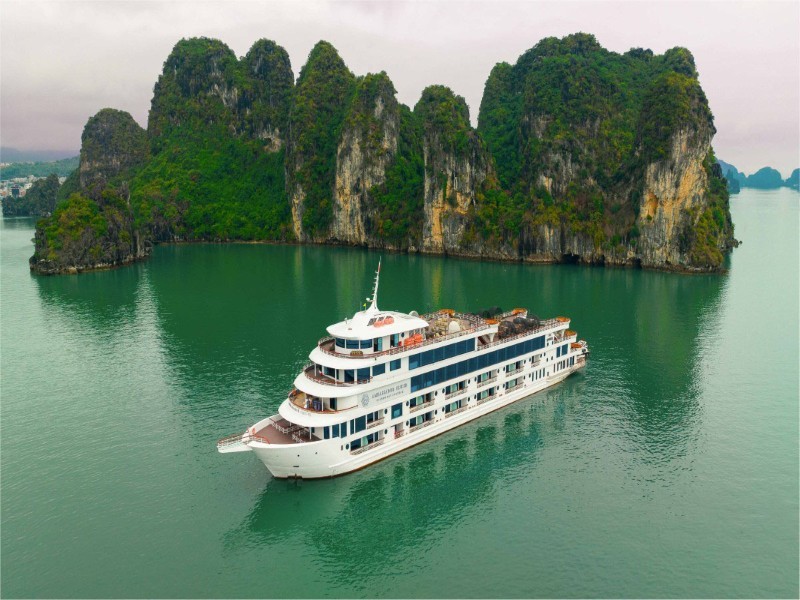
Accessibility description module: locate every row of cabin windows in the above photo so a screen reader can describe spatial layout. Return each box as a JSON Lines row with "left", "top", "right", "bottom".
{"left": 317, "top": 358, "right": 403, "bottom": 384}
{"left": 335, "top": 332, "right": 418, "bottom": 352}
{"left": 322, "top": 403, "right": 405, "bottom": 439}
{"left": 409, "top": 411, "right": 433, "bottom": 427}
{"left": 477, "top": 387, "right": 495, "bottom": 400}
{"left": 409, "top": 338, "right": 476, "bottom": 370}
{"left": 443, "top": 399, "right": 463, "bottom": 413}
{"left": 350, "top": 431, "right": 379, "bottom": 450}
{"left": 555, "top": 356, "right": 575, "bottom": 371}
{"left": 555, "top": 343, "right": 570, "bottom": 357}
{"left": 410, "top": 335, "right": 545, "bottom": 393}
{"left": 336, "top": 338, "right": 373, "bottom": 350}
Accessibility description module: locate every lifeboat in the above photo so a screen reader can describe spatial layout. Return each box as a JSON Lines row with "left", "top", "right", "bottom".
{"left": 439, "top": 309, "right": 455, "bottom": 316}
{"left": 556, "top": 316, "right": 570, "bottom": 322}
{"left": 511, "top": 308, "right": 526, "bottom": 315}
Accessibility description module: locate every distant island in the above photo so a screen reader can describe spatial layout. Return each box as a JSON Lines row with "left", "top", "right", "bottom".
{"left": 29, "top": 33, "right": 737, "bottom": 275}
{"left": 717, "top": 159, "right": 799, "bottom": 194}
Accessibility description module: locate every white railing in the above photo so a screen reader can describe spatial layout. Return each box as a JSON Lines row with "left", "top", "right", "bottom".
{"left": 350, "top": 439, "right": 385, "bottom": 455}
{"left": 410, "top": 401, "right": 433, "bottom": 414}
{"left": 445, "top": 388, "right": 467, "bottom": 400}
{"left": 409, "top": 420, "right": 433, "bottom": 433}
{"left": 445, "top": 405, "right": 469, "bottom": 418}
{"left": 477, "top": 376, "right": 497, "bottom": 388}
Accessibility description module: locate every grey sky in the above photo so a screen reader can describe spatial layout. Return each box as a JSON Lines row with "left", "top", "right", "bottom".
{"left": 1, "top": 0, "right": 798, "bottom": 176}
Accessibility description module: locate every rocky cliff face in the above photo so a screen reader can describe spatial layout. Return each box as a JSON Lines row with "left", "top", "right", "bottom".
{"left": 330, "top": 73, "right": 399, "bottom": 245}
{"left": 286, "top": 41, "right": 356, "bottom": 242}
{"left": 476, "top": 34, "right": 736, "bottom": 270}
{"left": 637, "top": 128, "right": 710, "bottom": 267}
{"left": 31, "top": 109, "right": 149, "bottom": 274}
{"left": 33, "top": 34, "right": 737, "bottom": 275}
{"left": 415, "top": 86, "right": 493, "bottom": 254}
{"left": 79, "top": 109, "right": 148, "bottom": 192}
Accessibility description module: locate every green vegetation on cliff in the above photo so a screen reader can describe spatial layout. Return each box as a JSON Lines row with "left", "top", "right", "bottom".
{"left": 133, "top": 37, "right": 293, "bottom": 242}
{"left": 31, "top": 33, "right": 738, "bottom": 274}
{"left": 289, "top": 41, "right": 357, "bottom": 237}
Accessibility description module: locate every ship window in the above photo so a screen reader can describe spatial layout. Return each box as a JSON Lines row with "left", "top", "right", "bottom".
{"left": 391, "top": 403, "right": 402, "bottom": 419}
{"left": 446, "top": 364, "right": 457, "bottom": 381}
{"left": 351, "top": 438, "right": 362, "bottom": 450}
{"left": 346, "top": 339, "right": 359, "bottom": 349}
{"left": 435, "top": 346, "right": 445, "bottom": 362}
{"left": 445, "top": 344, "right": 456, "bottom": 359}
{"left": 424, "top": 371, "right": 434, "bottom": 389}
{"left": 355, "top": 416, "right": 366, "bottom": 432}
{"left": 361, "top": 339, "right": 372, "bottom": 349}
{"left": 324, "top": 426, "right": 330, "bottom": 439}
{"left": 335, "top": 338, "right": 345, "bottom": 348}
{"left": 357, "top": 368, "right": 370, "bottom": 381}
{"left": 409, "top": 354, "right": 420, "bottom": 369}
{"left": 341, "top": 421, "right": 347, "bottom": 436}
{"left": 390, "top": 334, "right": 400, "bottom": 347}
{"left": 324, "top": 366, "right": 335, "bottom": 377}
{"left": 372, "top": 363, "right": 385, "bottom": 376}
{"left": 374, "top": 337, "right": 383, "bottom": 352}
{"left": 330, "top": 398, "right": 337, "bottom": 410}
{"left": 332, "top": 424, "right": 339, "bottom": 437}
{"left": 390, "top": 359, "right": 401, "bottom": 371}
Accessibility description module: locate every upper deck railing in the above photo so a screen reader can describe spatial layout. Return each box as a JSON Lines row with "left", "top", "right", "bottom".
{"left": 303, "top": 313, "right": 569, "bottom": 388}
{"left": 317, "top": 311, "right": 492, "bottom": 360}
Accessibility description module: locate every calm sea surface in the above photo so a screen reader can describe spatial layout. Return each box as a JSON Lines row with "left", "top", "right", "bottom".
{"left": 1, "top": 188, "right": 798, "bottom": 598}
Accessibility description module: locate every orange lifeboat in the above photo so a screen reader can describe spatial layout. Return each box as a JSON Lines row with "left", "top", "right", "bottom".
{"left": 512, "top": 308, "right": 526, "bottom": 315}
{"left": 556, "top": 316, "right": 570, "bottom": 322}
{"left": 384, "top": 316, "right": 394, "bottom": 325}
{"left": 439, "top": 308, "right": 455, "bottom": 316}
{"left": 485, "top": 318, "right": 499, "bottom": 325}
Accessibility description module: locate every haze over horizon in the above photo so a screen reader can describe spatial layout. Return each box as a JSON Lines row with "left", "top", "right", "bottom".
{"left": 1, "top": 0, "right": 798, "bottom": 177}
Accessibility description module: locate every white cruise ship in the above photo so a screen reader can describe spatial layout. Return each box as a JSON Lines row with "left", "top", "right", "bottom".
{"left": 217, "top": 264, "right": 589, "bottom": 479}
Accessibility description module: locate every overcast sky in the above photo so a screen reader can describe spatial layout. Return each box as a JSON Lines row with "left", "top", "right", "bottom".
{"left": 1, "top": 0, "right": 798, "bottom": 176}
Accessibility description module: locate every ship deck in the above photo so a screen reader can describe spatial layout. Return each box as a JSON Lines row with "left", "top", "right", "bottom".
{"left": 252, "top": 418, "right": 310, "bottom": 445}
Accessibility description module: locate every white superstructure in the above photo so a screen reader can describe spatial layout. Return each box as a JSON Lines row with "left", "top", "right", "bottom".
{"left": 217, "top": 263, "right": 589, "bottom": 479}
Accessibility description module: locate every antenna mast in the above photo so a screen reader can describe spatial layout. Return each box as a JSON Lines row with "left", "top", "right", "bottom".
{"left": 368, "top": 259, "right": 381, "bottom": 312}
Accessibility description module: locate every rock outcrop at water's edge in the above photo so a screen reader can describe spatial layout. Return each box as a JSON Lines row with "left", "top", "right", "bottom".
{"left": 30, "top": 109, "right": 150, "bottom": 275}
{"left": 31, "top": 33, "right": 738, "bottom": 275}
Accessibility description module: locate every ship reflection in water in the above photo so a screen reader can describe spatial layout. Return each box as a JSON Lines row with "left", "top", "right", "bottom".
{"left": 224, "top": 382, "right": 582, "bottom": 589}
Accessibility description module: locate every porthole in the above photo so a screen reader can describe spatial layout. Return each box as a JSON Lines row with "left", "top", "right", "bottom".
{"left": 384, "top": 429, "right": 388, "bottom": 434}
{"left": 384, "top": 409, "right": 388, "bottom": 415}
{"left": 345, "top": 443, "right": 350, "bottom": 449}
{"left": 405, "top": 401, "right": 409, "bottom": 406}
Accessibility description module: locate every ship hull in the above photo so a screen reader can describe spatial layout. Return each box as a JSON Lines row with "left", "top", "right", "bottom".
{"left": 250, "top": 359, "right": 584, "bottom": 479}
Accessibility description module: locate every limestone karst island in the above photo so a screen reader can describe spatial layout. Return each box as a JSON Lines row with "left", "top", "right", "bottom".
{"left": 28, "top": 33, "right": 736, "bottom": 275}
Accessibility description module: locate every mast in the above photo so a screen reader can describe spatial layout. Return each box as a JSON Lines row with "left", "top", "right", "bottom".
{"left": 368, "top": 259, "right": 381, "bottom": 313}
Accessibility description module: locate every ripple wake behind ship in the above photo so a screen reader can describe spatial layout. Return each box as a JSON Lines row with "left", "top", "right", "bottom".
{"left": 217, "top": 263, "right": 589, "bottom": 478}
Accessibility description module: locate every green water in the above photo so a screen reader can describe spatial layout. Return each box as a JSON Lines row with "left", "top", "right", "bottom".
{"left": 2, "top": 188, "right": 798, "bottom": 598}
